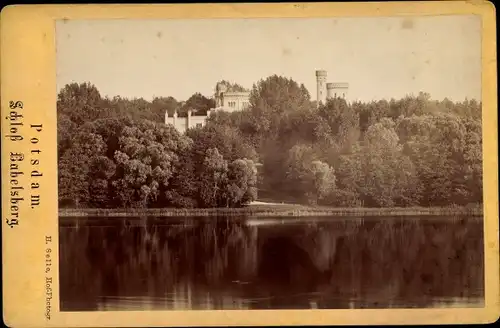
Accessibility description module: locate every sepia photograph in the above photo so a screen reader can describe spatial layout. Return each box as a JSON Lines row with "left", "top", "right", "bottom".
{"left": 54, "top": 15, "right": 486, "bottom": 312}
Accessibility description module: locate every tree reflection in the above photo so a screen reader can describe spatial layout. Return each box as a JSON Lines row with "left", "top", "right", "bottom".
{"left": 59, "top": 216, "right": 484, "bottom": 311}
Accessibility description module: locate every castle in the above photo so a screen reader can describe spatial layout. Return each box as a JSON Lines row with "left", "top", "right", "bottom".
{"left": 165, "top": 70, "right": 349, "bottom": 133}
{"left": 315, "top": 70, "right": 349, "bottom": 106}
{"left": 164, "top": 81, "right": 251, "bottom": 134}
{"left": 214, "top": 82, "right": 251, "bottom": 112}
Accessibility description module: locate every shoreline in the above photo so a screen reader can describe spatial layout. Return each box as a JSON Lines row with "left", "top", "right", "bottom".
{"left": 59, "top": 205, "right": 483, "bottom": 218}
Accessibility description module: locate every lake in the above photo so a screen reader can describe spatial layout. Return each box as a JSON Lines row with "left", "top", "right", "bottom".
{"left": 59, "top": 215, "right": 484, "bottom": 311}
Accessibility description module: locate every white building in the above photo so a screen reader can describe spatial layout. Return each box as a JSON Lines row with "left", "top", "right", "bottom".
{"left": 165, "top": 108, "right": 212, "bottom": 134}
{"left": 213, "top": 82, "right": 250, "bottom": 112}
{"left": 165, "top": 82, "right": 250, "bottom": 133}
{"left": 166, "top": 72, "right": 350, "bottom": 133}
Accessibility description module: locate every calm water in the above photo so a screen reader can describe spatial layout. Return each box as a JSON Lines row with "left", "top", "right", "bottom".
{"left": 59, "top": 216, "right": 484, "bottom": 311}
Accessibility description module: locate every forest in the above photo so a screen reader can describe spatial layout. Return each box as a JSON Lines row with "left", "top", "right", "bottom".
{"left": 57, "top": 76, "right": 483, "bottom": 209}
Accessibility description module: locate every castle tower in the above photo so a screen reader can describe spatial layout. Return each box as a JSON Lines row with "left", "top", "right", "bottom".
{"left": 326, "top": 82, "right": 350, "bottom": 102}
{"left": 316, "top": 70, "right": 327, "bottom": 106}
{"left": 215, "top": 82, "right": 227, "bottom": 107}
{"left": 326, "top": 83, "right": 335, "bottom": 100}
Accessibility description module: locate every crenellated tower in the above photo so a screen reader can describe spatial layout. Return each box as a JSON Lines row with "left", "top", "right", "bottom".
{"left": 316, "top": 70, "right": 327, "bottom": 106}
{"left": 214, "top": 82, "right": 228, "bottom": 107}
{"left": 327, "top": 82, "right": 349, "bottom": 101}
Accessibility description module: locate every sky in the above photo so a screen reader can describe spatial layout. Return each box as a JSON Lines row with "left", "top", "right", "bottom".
{"left": 56, "top": 15, "right": 481, "bottom": 103}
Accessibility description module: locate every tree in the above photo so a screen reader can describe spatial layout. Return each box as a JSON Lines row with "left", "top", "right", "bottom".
{"left": 215, "top": 80, "right": 248, "bottom": 92}
{"left": 249, "top": 75, "right": 311, "bottom": 113}
{"left": 284, "top": 144, "right": 317, "bottom": 195}
{"left": 151, "top": 96, "right": 179, "bottom": 122}
{"left": 333, "top": 145, "right": 365, "bottom": 207}
{"left": 57, "top": 82, "right": 104, "bottom": 124}
{"left": 363, "top": 120, "right": 421, "bottom": 206}
{"left": 205, "top": 110, "right": 238, "bottom": 127}
{"left": 108, "top": 120, "right": 190, "bottom": 208}
{"left": 278, "top": 108, "right": 332, "bottom": 148}
{"left": 187, "top": 124, "right": 258, "bottom": 167}
{"left": 79, "top": 117, "right": 133, "bottom": 159}
{"left": 88, "top": 156, "right": 117, "bottom": 207}
{"left": 105, "top": 96, "right": 163, "bottom": 122}
{"left": 56, "top": 81, "right": 483, "bottom": 209}
{"left": 198, "top": 148, "right": 229, "bottom": 207}
{"left": 226, "top": 159, "right": 258, "bottom": 207}
{"left": 334, "top": 120, "right": 420, "bottom": 207}
{"left": 281, "top": 144, "right": 337, "bottom": 205}
{"left": 318, "top": 97, "right": 360, "bottom": 156}
{"left": 247, "top": 75, "right": 312, "bottom": 140}
{"left": 396, "top": 113, "right": 473, "bottom": 206}
{"left": 180, "top": 93, "right": 216, "bottom": 116}
{"left": 461, "top": 118, "right": 483, "bottom": 203}
{"left": 165, "top": 138, "right": 198, "bottom": 208}
{"left": 307, "top": 160, "right": 336, "bottom": 205}
{"left": 58, "top": 132, "right": 107, "bottom": 207}
{"left": 354, "top": 99, "right": 390, "bottom": 134}
{"left": 364, "top": 118, "right": 400, "bottom": 150}
{"left": 388, "top": 92, "right": 430, "bottom": 119}
{"left": 57, "top": 113, "right": 77, "bottom": 159}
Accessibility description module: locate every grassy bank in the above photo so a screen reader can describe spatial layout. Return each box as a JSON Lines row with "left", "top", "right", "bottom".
{"left": 59, "top": 204, "right": 483, "bottom": 218}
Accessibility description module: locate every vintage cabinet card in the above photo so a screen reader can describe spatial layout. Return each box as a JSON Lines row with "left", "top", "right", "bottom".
{"left": 1, "top": 1, "right": 499, "bottom": 327}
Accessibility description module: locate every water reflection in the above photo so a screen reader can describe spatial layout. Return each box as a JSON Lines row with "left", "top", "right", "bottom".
{"left": 59, "top": 216, "right": 484, "bottom": 311}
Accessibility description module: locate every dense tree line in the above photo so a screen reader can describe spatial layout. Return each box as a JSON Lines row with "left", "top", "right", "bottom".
{"left": 205, "top": 75, "right": 482, "bottom": 207}
{"left": 58, "top": 83, "right": 256, "bottom": 208}
{"left": 58, "top": 77, "right": 482, "bottom": 208}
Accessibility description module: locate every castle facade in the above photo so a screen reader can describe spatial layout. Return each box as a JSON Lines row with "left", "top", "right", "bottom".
{"left": 315, "top": 70, "right": 349, "bottom": 107}
{"left": 214, "top": 82, "right": 251, "bottom": 112}
{"left": 165, "top": 82, "right": 251, "bottom": 133}
{"left": 165, "top": 71, "right": 349, "bottom": 133}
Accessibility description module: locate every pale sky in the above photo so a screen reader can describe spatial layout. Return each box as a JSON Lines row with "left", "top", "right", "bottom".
{"left": 56, "top": 16, "right": 481, "bottom": 103}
